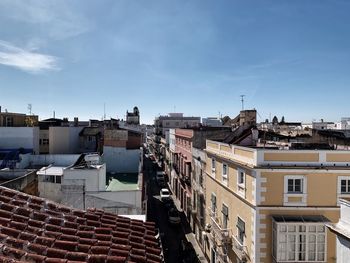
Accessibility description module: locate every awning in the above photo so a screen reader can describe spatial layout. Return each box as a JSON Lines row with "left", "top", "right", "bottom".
{"left": 272, "top": 215, "right": 330, "bottom": 223}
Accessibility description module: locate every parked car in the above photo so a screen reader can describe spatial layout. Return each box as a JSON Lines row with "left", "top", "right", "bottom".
{"left": 168, "top": 208, "right": 181, "bottom": 225}
{"left": 156, "top": 172, "right": 166, "bottom": 187}
{"left": 160, "top": 188, "right": 171, "bottom": 201}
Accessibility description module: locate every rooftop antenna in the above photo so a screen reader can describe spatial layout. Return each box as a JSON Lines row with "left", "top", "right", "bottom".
{"left": 240, "top": 95, "right": 245, "bottom": 110}
{"left": 53, "top": 111, "right": 55, "bottom": 118}
{"left": 27, "top": 104, "right": 32, "bottom": 115}
{"left": 103, "top": 103, "right": 106, "bottom": 121}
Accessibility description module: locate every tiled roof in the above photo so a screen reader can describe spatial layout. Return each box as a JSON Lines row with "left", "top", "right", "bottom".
{"left": 0, "top": 186, "right": 162, "bottom": 263}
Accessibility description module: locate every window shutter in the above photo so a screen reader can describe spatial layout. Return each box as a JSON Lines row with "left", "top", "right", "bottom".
{"left": 237, "top": 217, "right": 245, "bottom": 233}
{"left": 222, "top": 204, "right": 228, "bottom": 216}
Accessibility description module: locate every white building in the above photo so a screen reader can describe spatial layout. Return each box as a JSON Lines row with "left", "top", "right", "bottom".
{"left": 154, "top": 113, "right": 200, "bottom": 136}
{"left": 36, "top": 153, "right": 144, "bottom": 214}
{"left": 202, "top": 117, "right": 222, "bottom": 127}
{"left": 328, "top": 199, "right": 350, "bottom": 263}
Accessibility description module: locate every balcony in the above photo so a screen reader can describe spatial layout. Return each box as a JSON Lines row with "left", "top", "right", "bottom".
{"left": 231, "top": 235, "right": 248, "bottom": 261}
{"left": 209, "top": 213, "right": 231, "bottom": 246}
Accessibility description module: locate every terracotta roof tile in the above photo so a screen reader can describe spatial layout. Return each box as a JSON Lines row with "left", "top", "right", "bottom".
{"left": 106, "top": 256, "right": 126, "bottom": 263}
{"left": 24, "top": 253, "right": 46, "bottom": 262}
{"left": 66, "top": 251, "right": 88, "bottom": 261}
{"left": 59, "top": 234, "right": 78, "bottom": 242}
{"left": 76, "top": 243, "right": 90, "bottom": 253}
{"left": 109, "top": 248, "right": 129, "bottom": 258}
{"left": 0, "top": 186, "right": 162, "bottom": 262}
{"left": 88, "top": 255, "right": 107, "bottom": 263}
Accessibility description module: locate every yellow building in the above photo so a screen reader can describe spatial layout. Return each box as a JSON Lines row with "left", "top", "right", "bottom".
{"left": 204, "top": 139, "right": 350, "bottom": 263}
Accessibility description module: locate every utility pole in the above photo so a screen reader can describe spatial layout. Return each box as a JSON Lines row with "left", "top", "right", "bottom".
{"left": 240, "top": 95, "right": 245, "bottom": 110}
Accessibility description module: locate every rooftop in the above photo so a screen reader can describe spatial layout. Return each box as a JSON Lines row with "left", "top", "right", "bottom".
{"left": 0, "top": 186, "right": 161, "bottom": 262}
{"left": 106, "top": 173, "right": 139, "bottom": 191}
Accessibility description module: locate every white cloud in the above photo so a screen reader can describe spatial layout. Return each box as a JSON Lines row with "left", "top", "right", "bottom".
{"left": 0, "top": 0, "right": 91, "bottom": 40}
{"left": 0, "top": 40, "right": 59, "bottom": 73}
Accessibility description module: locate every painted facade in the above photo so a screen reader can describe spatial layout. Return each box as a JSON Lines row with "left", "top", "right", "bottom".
{"left": 204, "top": 139, "right": 350, "bottom": 263}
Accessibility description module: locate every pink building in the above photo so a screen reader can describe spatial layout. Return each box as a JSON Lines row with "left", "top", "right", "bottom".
{"left": 173, "top": 129, "right": 193, "bottom": 216}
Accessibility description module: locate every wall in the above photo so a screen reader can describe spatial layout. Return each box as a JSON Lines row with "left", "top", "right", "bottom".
{"left": 39, "top": 181, "right": 62, "bottom": 202}
{"left": 49, "top": 127, "right": 83, "bottom": 154}
{"left": 39, "top": 129, "right": 49, "bottom": 153}
{"left": 63, "top": 164, "right": 106, "bottom": 191}
{"left": 0, "top": 170, "right": 37, "bottom": 193}
{"left": 337, "top": 236, "right": 350, "bottom": 263}
{"left": 17, "top": 154, "right": 80, "bottom": 168}
{"left": 0, "top": 127, "right": 39, "bottom": 153}
{"left": 103, "top": 146, "right": 140, "bottom": 173}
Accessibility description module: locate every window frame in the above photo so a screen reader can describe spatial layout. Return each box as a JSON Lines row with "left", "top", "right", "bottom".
{"left": 272, "top": 221, "right": 327, "bottom": 262}
{"left": 222, "top": 163, "right": 228, "bottom": 186}
{"left": 236, "top": 216, "right": 245, "bottom": 245}
{"left": 210, "top": 193, "right": 217, "bottom": 215}
{"left": 237, "top": 168, "right": 246, "bottom": 197}
{"left": 337, "top": 176, "right": 350, "bottom": 203}
{"left": 211, "top": 158, "right": 216, "bottom": 177}
{"left": 283, "top": 175, "right": 307, "bottom": 206}
{"left": 221, "top": 203, "right": 229, "bottom": 229}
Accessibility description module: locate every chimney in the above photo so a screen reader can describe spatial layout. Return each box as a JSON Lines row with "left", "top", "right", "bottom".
{"left": 74, "top": 117, "right": 79, "bottom": 127}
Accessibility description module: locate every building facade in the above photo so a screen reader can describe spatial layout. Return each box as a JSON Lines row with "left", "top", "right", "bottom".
{"left": 327, "top": 199, "right": 350, "bottom": 263}
{"left": 204, "top": 139, "right": 350, "bottom": 263}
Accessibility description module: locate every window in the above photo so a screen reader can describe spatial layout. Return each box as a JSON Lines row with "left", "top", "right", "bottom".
{"left": 211, "top": 158, "right": 216, "bottom": 177}
{"left": 237, "top": 217, "right": 245, "bottom": 244}
{"left": 238, "top": 169, "right": 245, "bottom": 185}
{"left": 39, "top": 139, "right": 42, "bottom": 145}
{"left": 273, "top": 221, "right": 326, "bottom": 262}
{"left": 288, "top": 178, "right": 303, "bottom": 193}
{"left": 237, "top": 168, "right": 246, "bottom": 197}
{"left": 211, "top": 193, "right": 217, "bottom": 214}
{"left": 222, "top": 204, "right": 228, "bottom": 229}
{"left": 5, "top": 117, "right": 13, "bottom": 127}
{"left": 284, "top": 176, "right": 307, "bottom": 206}
{"left": 42, "top": 139, "right": 49, "bottom": 145}
{"left": 222, "top": 163, "right": 228, "bottom": 185}
{"left": 56, "top": 175, "right": 61, "bottom": 184}
{"left": 199, "top": 169, "right": 203, "bottom": 187}
{"left": 340, "top": 177, "right": 350, "bottom": 194}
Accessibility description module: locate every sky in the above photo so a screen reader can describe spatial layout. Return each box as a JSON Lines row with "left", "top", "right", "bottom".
{"left": 0, "top": 0, "right": 349, "bottom": 124}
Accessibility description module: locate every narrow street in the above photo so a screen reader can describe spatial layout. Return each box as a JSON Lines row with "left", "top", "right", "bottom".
{"left": 143, "top": 155, "right": 199, "bottom": 263}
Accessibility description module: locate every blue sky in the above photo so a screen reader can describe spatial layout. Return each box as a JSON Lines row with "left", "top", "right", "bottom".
{"left": 0, "top": 0, "right": 349, "bottom": 124}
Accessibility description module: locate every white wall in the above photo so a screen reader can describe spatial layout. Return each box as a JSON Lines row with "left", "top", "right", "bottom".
{"left": 0, "top": 127, "right": 39, "bottom": 153}
{"left": 337, "top": 237, "right": 350, "bottom": 263}
{"left": 103, "top": 146, "right": 140, "bottom": 173}
{"left": 38, "top": 182, "right": 62, "bottom": 202}
{"left": 17, "top": 154, "right": 80, "bottom": 168}
{"left": 49, "top": 127, "right": 83, "bottom": 154}
{"left": 63, "top": 164, "right": 106, "bottom": 191}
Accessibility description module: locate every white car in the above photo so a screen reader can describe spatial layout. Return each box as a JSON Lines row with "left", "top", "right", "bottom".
{"left": 160, "top": 188, "right": 170, "bottom": 201}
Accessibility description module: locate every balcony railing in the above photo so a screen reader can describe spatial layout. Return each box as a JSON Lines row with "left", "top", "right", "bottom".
{"left": 231, "top": 235, "right": 249, "bottom": 261}
{"left": 209, "top": 214, "right": 231, "bottom": 246}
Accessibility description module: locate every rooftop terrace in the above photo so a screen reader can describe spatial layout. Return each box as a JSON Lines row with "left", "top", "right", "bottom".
{"left": 106, "top": 173, "right": 139, "bottom": 191}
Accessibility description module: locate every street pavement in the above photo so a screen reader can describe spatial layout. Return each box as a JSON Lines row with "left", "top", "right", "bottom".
{"left": 144, "top": 156, "right": 201, "bottom": 263}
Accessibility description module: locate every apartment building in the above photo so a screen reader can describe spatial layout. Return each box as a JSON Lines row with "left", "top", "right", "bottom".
{"left": 0, "top": 107, "right": 38, "bottom": 127}
{"left": 204, "top": 139, "right": 350, "bottom": 263}
{"left": 154, "top": 113, "right": 201, "bottom": 136}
